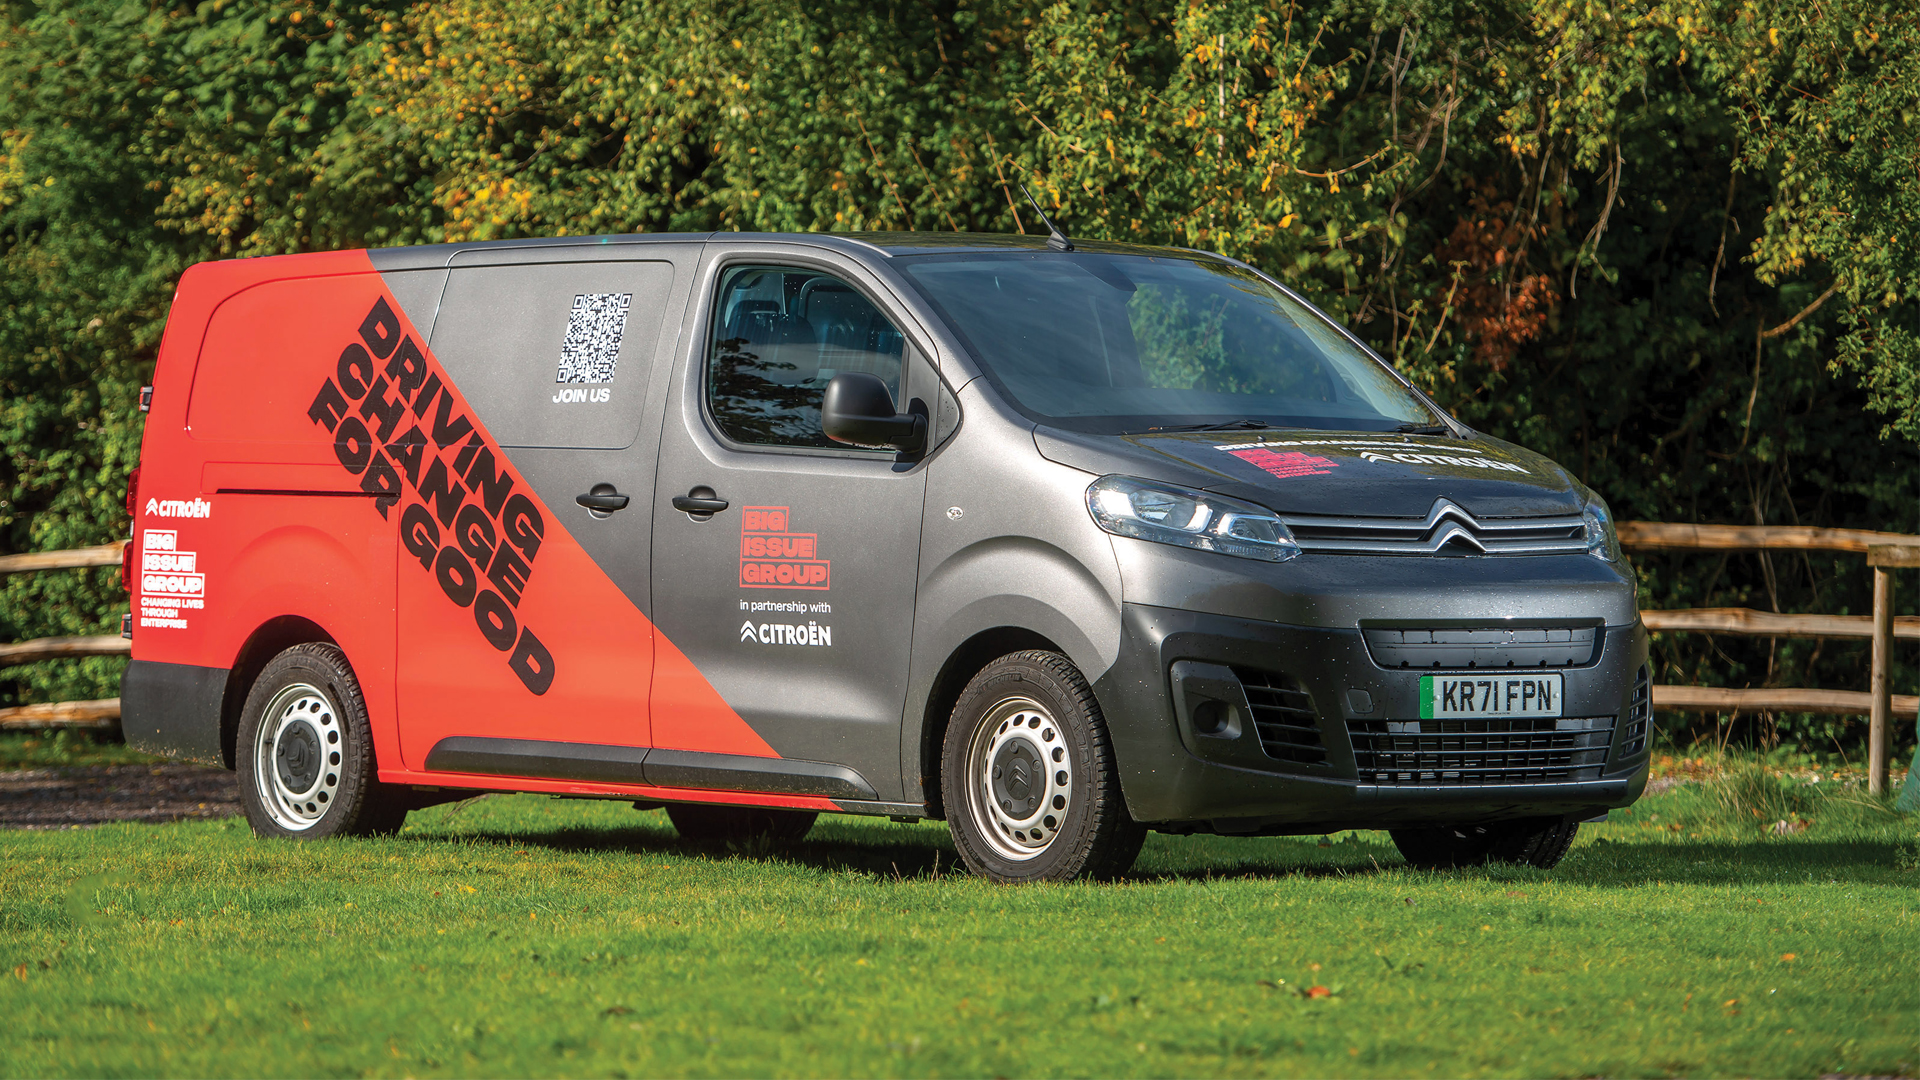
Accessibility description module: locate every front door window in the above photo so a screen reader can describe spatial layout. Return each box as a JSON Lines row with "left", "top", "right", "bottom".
{"left": 707, "top": 266, "right": 907, "bottom": 450}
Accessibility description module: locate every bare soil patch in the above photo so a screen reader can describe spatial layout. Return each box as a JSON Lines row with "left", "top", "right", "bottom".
{"left": 0, "top": 764, "right": 239, "bottom": 829}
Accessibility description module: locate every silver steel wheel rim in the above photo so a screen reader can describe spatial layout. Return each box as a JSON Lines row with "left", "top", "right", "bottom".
{"left": 966, "top": 695, "right": 1073, "bottom": 862}
{"left": 252, "top": 682, "right": 344, "bottom": 832}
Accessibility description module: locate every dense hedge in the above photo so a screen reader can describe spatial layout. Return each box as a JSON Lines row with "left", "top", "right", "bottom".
{"left": 3, "top": 0, "right": 1915, "bottom": 753}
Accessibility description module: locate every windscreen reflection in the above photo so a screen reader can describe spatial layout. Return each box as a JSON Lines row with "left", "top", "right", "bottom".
{"left": 899, "top": 252, "right": 1441, "bottom": 435}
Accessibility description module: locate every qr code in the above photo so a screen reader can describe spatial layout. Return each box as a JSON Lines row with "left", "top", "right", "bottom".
{"left": 556, "top": 292, "right": 632, "bottom": 384}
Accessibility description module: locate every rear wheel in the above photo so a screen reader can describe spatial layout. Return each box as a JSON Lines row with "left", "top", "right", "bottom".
{"left": 941, "top": 650, "right": 1144, "bottom": 883}
{"left": 1391, "top": 817, "right": 1580, "bottom": 870}
{"left": 236, "top": 643, "right": 407, "bottom": 839}
{"left": 665, "top": 803, "right": 816, "bottom": 844}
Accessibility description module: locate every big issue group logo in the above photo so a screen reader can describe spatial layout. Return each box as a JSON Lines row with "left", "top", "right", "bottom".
{"left": 1226, "top": 447, "right": 1337, "bottom": 479}
{"left": 137, "top": 528, "right": 204, "bottom": 630}
{"left": 739, "top": 506, "right": 831, "bottom": 590}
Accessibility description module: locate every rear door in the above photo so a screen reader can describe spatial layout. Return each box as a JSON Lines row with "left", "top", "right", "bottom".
{"left": 648, "top": 244, "right": 938, "bottom": 801}
{"left": 394, "top": 246, "right": 696, "bottom": 769}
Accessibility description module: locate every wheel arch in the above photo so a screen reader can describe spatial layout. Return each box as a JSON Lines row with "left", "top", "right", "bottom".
{"left": 904, "top": 535, "right": 1124, "bottom": 818}
{"left": 916, "top": 625, "right": 1065, "bottom": 821}
{"left": 218, "top": 616, "right": 337, "bottom": 769}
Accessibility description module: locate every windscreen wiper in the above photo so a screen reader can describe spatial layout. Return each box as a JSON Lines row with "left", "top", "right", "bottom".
{"left": 1130, "top": 419, "right": 1276, "bottom": 434}
{"left": 1394, "top": 422, "right": 1454, "bottom": 436}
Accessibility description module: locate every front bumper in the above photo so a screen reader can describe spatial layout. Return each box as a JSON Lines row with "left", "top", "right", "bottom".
{"left": 1092, "top": 602, "right": 1651, "bottom": 832}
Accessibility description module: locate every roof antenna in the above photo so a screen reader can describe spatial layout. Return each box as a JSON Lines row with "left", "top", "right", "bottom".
{"left": 1017, "top": 180, "right": 1074, "bottom": 252}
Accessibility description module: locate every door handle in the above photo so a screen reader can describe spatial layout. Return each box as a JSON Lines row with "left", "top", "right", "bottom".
{"left": 671, "top": 486, "right": 729, "bottom": 516}
{"left": 577, "top": 484, "right": 630, "bottom": 516}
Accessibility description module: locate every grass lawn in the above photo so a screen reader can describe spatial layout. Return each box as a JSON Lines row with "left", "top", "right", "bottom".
{"left": 2, "top": 763, "right": 1916, "bottom": 1078}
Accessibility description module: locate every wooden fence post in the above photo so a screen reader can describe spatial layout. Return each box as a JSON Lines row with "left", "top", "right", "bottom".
{"left": 1871, "top": 566, "right": 1893, "bottom": 794}
{"left": 1867, "top": 546, "right": 1920, "bottom": 797}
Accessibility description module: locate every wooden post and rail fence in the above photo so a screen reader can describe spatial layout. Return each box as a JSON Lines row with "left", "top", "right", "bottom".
{"left": 3, "top": 525, "right": 1917, "bottom": 792}
{"left": 0, "top": 540, "right": 129, "bottom": 731}
{"left": 1617, "top": 522, "right": 1918, "bottom": 795}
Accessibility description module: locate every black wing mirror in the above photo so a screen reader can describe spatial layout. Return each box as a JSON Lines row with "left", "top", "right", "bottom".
{"left": 821, "top": 372, "right": 926, "bottom": 452}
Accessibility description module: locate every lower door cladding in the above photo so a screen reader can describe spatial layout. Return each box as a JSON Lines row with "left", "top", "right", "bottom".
{"left": 421, "top": 736, "right": 877, "bottom": 799}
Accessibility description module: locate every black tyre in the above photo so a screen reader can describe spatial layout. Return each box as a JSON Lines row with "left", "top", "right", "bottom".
{"left": 941, "top": 650, "right": 1145, "bottom": 883}
{"left": 1391, "top": 817, "right": 1580, "bottom": 870}
{"left": 665, "top": 803, "right": 816, "bottom": 844}
{"left": 236, "top": 643, "right": 408, "bottom": 839}
{"left": 1486, "top": 816, "right": 1581, "bottom": 868}
{"left": 1389, "top": 824, "right": 1497, "bottom": 869}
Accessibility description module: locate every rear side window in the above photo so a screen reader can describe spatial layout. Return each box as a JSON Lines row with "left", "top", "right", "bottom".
{"left": 706, "top": 266, "right": 905, "bottom": 450}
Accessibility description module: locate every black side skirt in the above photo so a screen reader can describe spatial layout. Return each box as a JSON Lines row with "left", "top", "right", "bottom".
{"left": 422, "top": 736, "right": 878, "bottom": 801}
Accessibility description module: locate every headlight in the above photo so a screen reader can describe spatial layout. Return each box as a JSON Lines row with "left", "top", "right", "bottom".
{"left": 1086, "top": 475, "right": 1300, "bottom": 563}
{"left": 1583, "top": 498, "right": 1623, "bottom": 563}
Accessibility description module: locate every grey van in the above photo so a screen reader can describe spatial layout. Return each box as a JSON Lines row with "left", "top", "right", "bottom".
{"left": 124, "top": 230, "right": 1649, "bottom": 882}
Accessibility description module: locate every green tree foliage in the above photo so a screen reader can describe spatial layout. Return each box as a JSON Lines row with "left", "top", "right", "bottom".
{"left": 1, "top": 0, "right": 1913, "bottom": 753}
{"left": 1688, "top": 1, "right": 1920, "bottom": 442}
{"left": 0, "top": 1, "right": 409, "bottom": 704}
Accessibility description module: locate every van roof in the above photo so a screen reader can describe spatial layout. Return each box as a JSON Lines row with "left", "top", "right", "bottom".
{"left": 361, "top": 231, "right": 1207, "bottom": 270}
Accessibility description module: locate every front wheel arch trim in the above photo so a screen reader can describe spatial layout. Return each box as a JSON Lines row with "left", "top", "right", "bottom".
{"left": 917, "top": 625, "right": 1066, "bottom": 821}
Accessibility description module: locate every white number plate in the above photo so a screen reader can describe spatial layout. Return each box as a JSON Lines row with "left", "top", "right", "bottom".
{"left": 1419, "top": 673, "right": 1563, "bottom": 719}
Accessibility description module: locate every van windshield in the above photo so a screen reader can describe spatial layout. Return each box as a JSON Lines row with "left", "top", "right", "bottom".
{"left": 897, "top": 251, "right": 1442, "bottom": 435}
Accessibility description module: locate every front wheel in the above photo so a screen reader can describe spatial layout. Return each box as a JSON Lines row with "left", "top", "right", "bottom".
{"left": 236, "top": 643, "right": 407, "bottom": 839}
{"left": 941, "top": 651, "right": 1144, "bottom": 883}
{"left": 1391, "top": 817, "right": 1580, "bottom": 870}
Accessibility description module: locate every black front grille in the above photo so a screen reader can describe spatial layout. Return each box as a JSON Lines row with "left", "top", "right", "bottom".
{"left": 1349, "top": 716, "right": 1613, "bottom": 785}
{"left": 1233, "top": 668, "right": 1327, "bottom": 765}
{"left": 1362, "top": 626, "right": 1599, "bottom": 669}
{"left": 1620, "top": 665, "right": 1651, "bottom": 757}
{"left": 1278, "top": 498, "right": 1588, "bottom": 556}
